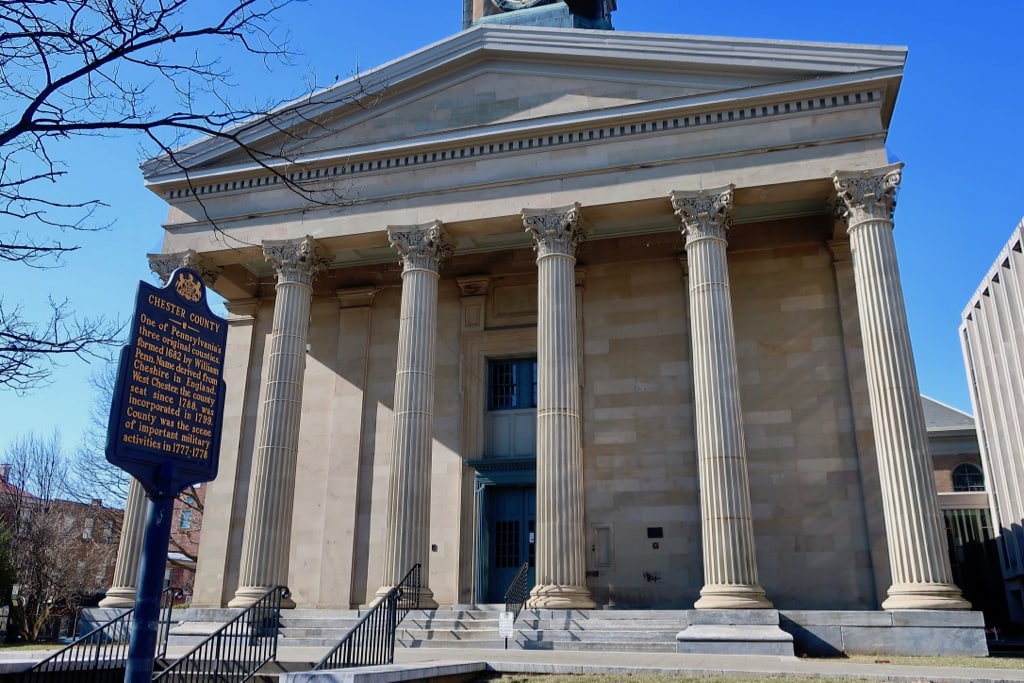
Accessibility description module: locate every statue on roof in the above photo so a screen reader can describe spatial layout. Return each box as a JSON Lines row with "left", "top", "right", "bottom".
{"left": 465, "top": 0, "right": 616, "bottom": 30}
{"left": 491, "top": 0, "right": 559, "bottom": 9}
{"left": 491, "top": 0, "right": 615, "bottom": 18}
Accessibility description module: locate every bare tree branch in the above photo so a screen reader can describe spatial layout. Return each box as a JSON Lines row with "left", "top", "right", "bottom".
{"left": 0, "top": 297, "right": 122, "bottom": 393}
{"left": 1, "top": 0, "right": 392, "bottom": 391}
{"left": 0, "top": 0, "right": 357, "bottom": 390}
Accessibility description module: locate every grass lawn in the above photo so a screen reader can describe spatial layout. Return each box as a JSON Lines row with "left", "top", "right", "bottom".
{"left": 476, "top": 654, "right": 1024, "bottom": 682}
{"left": 843, "top": 653, "right": 1022, "bottom": 669}
{"left": 481, "top": 677, "right": 877, "bottom": 683}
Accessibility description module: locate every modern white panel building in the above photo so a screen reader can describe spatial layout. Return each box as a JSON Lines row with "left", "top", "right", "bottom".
{"left": 961, "top": 219, "right": 1024, "bottom": 625}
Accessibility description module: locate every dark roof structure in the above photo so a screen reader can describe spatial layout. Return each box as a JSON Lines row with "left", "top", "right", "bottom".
{"left": 921, "top": 395, "right": 975, "bottom": 431}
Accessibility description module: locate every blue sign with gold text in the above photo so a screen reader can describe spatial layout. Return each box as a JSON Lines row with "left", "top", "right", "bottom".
{"left": 106, "top": 268, "right": 227, "bottom": 496}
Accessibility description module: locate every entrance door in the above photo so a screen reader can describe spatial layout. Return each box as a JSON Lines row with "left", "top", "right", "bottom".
{"left": 487, "top": 487, "right": 536, "bottom": 603}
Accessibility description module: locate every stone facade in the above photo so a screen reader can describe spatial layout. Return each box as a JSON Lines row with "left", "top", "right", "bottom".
{"left": 127, "top": 21, "right": 976, "bottom": 624}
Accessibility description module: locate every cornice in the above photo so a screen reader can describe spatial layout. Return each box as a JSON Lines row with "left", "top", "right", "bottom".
{"left": 142, "top": 24, "right": 904, "bottom": 182}
{"left": 472, "top": 26, "right": 907, "bottom": 74}
{"left": 150, "top": 75, "right": 892, "bottom": 203}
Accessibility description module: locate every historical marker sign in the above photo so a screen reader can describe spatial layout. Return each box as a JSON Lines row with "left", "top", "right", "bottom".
{"left": 106, "top": 267, "right": 228, "bottom": 496}
{"left": 106, "top": 267, "right": 230, "bottom": 683}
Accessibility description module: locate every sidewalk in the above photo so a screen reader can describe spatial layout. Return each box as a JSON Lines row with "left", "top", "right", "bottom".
{"left": 3, "top": 643, "right": 1023, "bottom": 682}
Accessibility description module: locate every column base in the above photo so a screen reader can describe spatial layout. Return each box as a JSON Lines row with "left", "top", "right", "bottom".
{"left": 526, "top": 584, "right": 596, "bottom": 609}
{"left": 374, "top": 584, "right": 438, "bottom": 609}
{"left": 695, "top": 583, "right": 773, "bottom": 609}
{"left": 228, "top": 586, "right": 296, "bottom": 609}
{"left": 882, "top": 582, "right": 972, "bottom": 610}
{"left": 98, "top": 587, "right": 137, "bottom": 608}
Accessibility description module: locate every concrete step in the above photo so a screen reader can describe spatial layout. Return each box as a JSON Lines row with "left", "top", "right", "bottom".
{"left": 403, "top": 613, "right": 685, "bottom": 626}
{"left": 397, "top": 637, "right": 676, "bottom": 653}
{"left": 399, "top": 638, "right": 511, "bottom": 649}
{"left": 399, "top": 628, "right": 677, "bottom": 643}
{"left": 399, "top": 629, "right": 513, "bottom": 642}
{"left": 465, "top": 617, "right": 684, "bottom": 629}
{"left": 280, "top": 629, "right": 357, "bottom": 640}
{"left": 521, "top": 640, "right": 677, "bottom": 653}
{"left": 279, "top": 616, "right": 362, "bottom": 625}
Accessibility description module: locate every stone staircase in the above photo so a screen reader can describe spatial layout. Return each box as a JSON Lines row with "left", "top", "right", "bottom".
{"left": 167, "top": 606, "right": 686, "bottom": 653}
{"left": 399, "top": 607, "right": 685, "bottom": 652}
{"left": 278, "top": 609, "right": 364, "bottom": 648}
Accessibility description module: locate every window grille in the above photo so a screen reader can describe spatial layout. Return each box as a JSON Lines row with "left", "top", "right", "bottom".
{"left": 952, "top": 463, "right": 985, "bottom": 492}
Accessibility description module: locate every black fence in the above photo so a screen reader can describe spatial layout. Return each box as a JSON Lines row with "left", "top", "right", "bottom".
{"left": 16, "top": 587, "right": 177, "bottom": 683}
{"left": 153, "top": 586, "right": 287, "bottom": 683}
{"left": 504, "top": 562, "right": 531, "bottom": 622}
{"left": 313, "top": 564, "right": 421, "bottom": 671}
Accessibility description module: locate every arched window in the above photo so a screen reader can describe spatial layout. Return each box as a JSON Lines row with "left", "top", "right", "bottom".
{"left": 952, "top": 463, "right": 985, "bottom": 492}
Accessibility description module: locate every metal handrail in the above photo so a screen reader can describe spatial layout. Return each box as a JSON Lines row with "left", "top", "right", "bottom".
{"left": 504, "top": 561, "right": 532, "bottom": 622}
{"left": 313, "top": 564, "right": 421, "bottom": 671}
{"left": 23, "top": 586, "right": 178, "bottom": 682}
{"left": 157, "top": 588, "right": 185, "bottom": 660}
{"left": 153, "top": 585, "right": 287, "bottom": 683}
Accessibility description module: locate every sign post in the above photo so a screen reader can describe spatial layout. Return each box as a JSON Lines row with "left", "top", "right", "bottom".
{"left": 499, "top": 611, "right": 515, "bottom": 649}
{"left": 105, "top": 268, "right": 228, "bottom": 683}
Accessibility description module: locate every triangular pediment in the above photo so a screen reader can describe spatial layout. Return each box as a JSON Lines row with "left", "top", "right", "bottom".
{"left": 143, "top": 24, "right": 905, "bottom": 182}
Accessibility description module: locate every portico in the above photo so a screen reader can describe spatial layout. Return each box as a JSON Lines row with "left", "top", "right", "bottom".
{"left": 128, "top": 11, "right": 976, "bottom": 635}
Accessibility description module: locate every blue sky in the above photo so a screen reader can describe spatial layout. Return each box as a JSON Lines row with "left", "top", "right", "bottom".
{"left": 1, "top": 0, "right": 1022, "bottom": 454}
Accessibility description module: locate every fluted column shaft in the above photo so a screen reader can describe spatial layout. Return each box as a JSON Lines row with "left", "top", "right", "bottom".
{"left": 671, "top": 187, "right": 772, "bottom": 609}
{"left": 230, "top": 236, "right": 327, "bottom": 608}
{"left": 523, "top": 204, "right": 595, "bottom": 609}
{"left": 376, "top": 222, "right": 453, "bottom": 608}
{"left": 834, "top": 165, "right": 969, "bottom": 610}
{"left": 98, "top": 478, "right": 147, "bottom": 607}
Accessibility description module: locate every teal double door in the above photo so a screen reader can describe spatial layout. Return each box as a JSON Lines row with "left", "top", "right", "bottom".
{"left": 485, "top": 486, "right": 536, "bottom": 603}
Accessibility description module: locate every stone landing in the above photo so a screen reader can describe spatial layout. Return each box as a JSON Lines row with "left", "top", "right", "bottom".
{"left": 781, "top": 610, "right": 988, "bottom": 657}
{"left": 676, "top": 609, "right": 987, "bottom": 657}
{"left": 676, "top": 610, "right": 794, "bottom": 656}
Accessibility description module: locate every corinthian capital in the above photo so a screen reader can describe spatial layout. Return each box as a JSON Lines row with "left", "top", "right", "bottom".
{"left": 263, "top": 236, "right": 330, "bottom": 286}
{"left": 670, "top": 185, "right": 734, "bottom": 244}
{"left": 387, "top": 221, "right": 454, "bottom": 273}
{"left": 522, "top": 203, "right": 585, "bottom": 258}
{"left": 147, "top": 249, "right": 221, "bottom": 286}
{"left": 833, "top": 163, "right": 903, "bottom": 229}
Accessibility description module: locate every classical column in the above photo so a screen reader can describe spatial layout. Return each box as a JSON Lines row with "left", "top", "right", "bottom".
{"left": 375, "top": 222, "right": 453, "bottom": 608}
{"left": 833, "top": 164, "right": 969, "bottom": 610}
{"left": 101, "top": 250, "right": 222, "bottom": 608}
{"left": 671, "top": 186, "right": 772, "bottom": 609}
{"left": 99, "top": 480, "right": 147, "bottom": 607}
{"left": 523, "top": 204, "right": 595, "bottom": 609}
{"left": 229, "top": 236, "right": 328, "bottom": 607}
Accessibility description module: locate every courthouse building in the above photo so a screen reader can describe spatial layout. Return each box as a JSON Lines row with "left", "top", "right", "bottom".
{"left": 106, "top": 0, "right": 981, "bottom": 627}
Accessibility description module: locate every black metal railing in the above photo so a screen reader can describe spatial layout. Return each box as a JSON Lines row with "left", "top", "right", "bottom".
{"left": 504, "top": 561, "right": 531, "bottom": 622}
{"left": 153, "top": 585, "right": 287, "bottom": 683}
{"left": 313, "top": 564, "right": 421, "bottom": 671}
{"left": 20, "top": 586, "right": 178, "bottom": 683}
